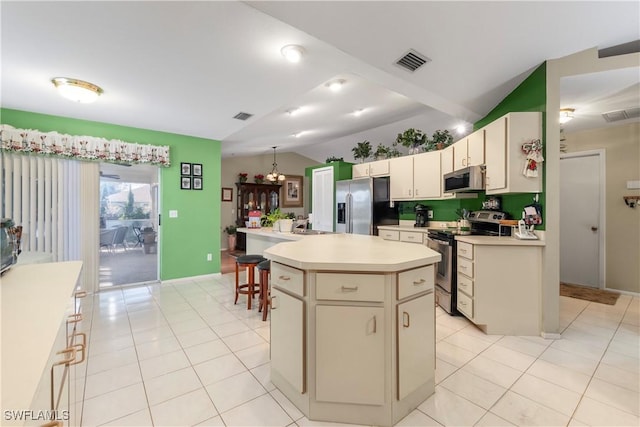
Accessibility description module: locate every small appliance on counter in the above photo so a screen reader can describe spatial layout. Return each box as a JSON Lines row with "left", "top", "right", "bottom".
{"left": 1, "top": 218, "right": 22, "bottom": 274}
{"left": 482, "top": 196, "right": 502, "bottom": 211}
{"left": 414, "top": 204, "right": 429, "bottom": 227}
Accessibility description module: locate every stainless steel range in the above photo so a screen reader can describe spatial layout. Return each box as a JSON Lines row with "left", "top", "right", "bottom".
{"left": 426, "top": 210, "right": 510, "bottom": 315}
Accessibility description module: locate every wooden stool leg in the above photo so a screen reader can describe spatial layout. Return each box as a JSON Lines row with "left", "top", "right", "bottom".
{"left": 262, "top": 271, "right": 270, "bottom": 321}
{"left": 247, "top": 265, "right": 255, "bottom": 310}
{"left": 234, "top": 262, "right": 240, "bottom": 304}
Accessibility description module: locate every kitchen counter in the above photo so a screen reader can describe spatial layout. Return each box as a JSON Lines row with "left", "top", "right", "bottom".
{"left": 237, "top": 227, "right": 305, "bottom": 241}
{"left": 263, "top": 234, "right": 440, "bottom": 426}
{"left": 264, "top": 233, "right": 440, "bottom": 271}
{"left": 1, "top": 261, "right": 83, "bottom": 414}
{"left": 456, "top": 234, "right": 546, "bottom": 246}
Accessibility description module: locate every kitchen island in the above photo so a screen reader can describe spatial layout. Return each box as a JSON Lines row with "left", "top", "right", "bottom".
{"left": 263, "top": 234, "right": 440, "bottom": 427}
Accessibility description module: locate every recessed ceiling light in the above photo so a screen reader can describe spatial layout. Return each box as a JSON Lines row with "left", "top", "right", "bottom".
{"left": 292, "top": 131, "right": 307, "bottom": 138}
{"left": 353, "top": 109, "right": 364, "bottom": 117}
{"left": 326, "top": 79, "right": 346, "bottom": 92}
{"left": 281, "top": 45, "right": 305, "bottom": 63}
{"left": 286, "top": 107, "right": 301, "bottom": 116}
{"left": 456, "top": 124, "right": 467, "bottom": 134}
{"left": 51, "top": 77, "right": 103, "bottom": 103}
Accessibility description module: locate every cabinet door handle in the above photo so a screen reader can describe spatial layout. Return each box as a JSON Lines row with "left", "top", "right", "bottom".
{"left": 70, "top": 332, "right": 87, "bottom": 365}
{"left": 67, "top": 313, "right": 83, "bottom": 325}
{"left": 51, "top": 347, "right": 77, "bottom": 410}
{"left": 74, "top": 290, "right": 87, "bottom": 298}
{"left": 459, "top": 300, "right": 467, "bottom": 307}
{"left": 459, "top": 248, "right": 467, "bottom": 254}
{"left": 271, "top": 295, "right": 277, "bottom": 309}
{"left": 415, "top": 189, "right": 419, "bottom": 196}
{"left": 278, "top": 275, "right": 290, "bottom": 281}
{"left": 403, "top": 311, "right": 410, "bottom": 328}
{"left": 413, "top": 278, "right": 425, "bottom": 286}
{"left": 341, "top": 285, "right": 358, "bottom": 292}
{"left": 373, "top": 315, "right": 377, "bottom": 333}
{"left": 462, "top": 158, "right": 467, "bottom": 167}
{"left": 460, "top": 265, "right": 467, "bottom": 270}
{"left": 408, "top": 189, "right": 412, "bottom": 196}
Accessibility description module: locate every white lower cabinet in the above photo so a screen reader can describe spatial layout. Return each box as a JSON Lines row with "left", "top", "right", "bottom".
{"left": 456, "top": 240, "right": 542, "bottom": 335}
{"left": 397, "top": 292, "right": 434, "bottom": 400}
{"left": 271, "top": 288, "right": 305, "bottom": 393}
{"left": 316, "top": 305, "right": 385, "bottom": 405}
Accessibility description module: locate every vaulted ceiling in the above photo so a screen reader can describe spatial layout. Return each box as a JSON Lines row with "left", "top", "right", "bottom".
{"left": 2, "top": 1, "right": 638, "bottom": 164}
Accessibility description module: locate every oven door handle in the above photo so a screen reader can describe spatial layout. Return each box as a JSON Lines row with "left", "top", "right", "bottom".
{"left": 428, "top": 238, "right": 451, "bottom": 246}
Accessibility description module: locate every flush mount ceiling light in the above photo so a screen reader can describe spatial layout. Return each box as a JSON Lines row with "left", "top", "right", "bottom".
{"left": 281, "top": 44, "right": 305, "bottom": 63}
{"left": 266, "top": 146, "right": 286, "bottom": 182}
{"left": 326, "top": 79, "right": 346, "bottom": 92}
{"left": 51, "top": 77, "right": 103, "bottom": 103}
{"left": 559, "top": 108, "right": 575, "bottom": 124}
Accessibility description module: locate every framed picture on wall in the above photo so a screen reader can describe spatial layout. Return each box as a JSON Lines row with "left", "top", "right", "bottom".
{"left": 193, "top": 177, "right": 203, "bottom": 190}
{"left": 181, "top": 162, "right": 192, "bottom": 176}
{"left": 221, "top": 187, "right": 232, "bottom": 201}
{"left": 192, "top": 163, "right": 203, "bottom": 176}
{"left": 181, "top": 176, "right": 191, "bottom": 190}
{"left": 282, "top": 175, "right": 303, "bottom": 208}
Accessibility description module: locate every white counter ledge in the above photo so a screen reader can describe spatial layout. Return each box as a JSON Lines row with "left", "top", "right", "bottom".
{"left": 263, "top": 233, "right": 440, "bottom": 272}
{"left": 456, "top": 234, "right": 546, "bottom": 246}
{"left": 1, "top": 261, "right": 83, "bottom": 413}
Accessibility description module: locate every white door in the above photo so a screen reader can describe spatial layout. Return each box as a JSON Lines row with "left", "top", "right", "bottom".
{"left": 560, "top": 151, "right": 604, "bottom": 288}
{"left": 311, "top": 166, "right": 334, "bottom": 232}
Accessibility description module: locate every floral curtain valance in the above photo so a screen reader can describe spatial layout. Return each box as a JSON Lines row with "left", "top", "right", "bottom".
{"left": 0, "top": 124, "right": 171, "bottom": 167}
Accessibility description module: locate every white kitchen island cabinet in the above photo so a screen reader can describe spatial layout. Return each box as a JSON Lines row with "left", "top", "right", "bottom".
{"left": 264, "top": 234, "right": 440, "bottom": 427}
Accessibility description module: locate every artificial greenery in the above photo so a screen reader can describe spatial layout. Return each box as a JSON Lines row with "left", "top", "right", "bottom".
{"left": 351, "top": 140, "right": 372, "bottom": 163}
{"left": 429, "top": 129, "right": 454, "bottom": 150}
{"left": 260, "top": 209, "right": 294, "bottom": 227}
{"left": 395, "top": 128, "right": 426, "bottom": 149}
{"left": 223, "top": 225, "right": 237, "bottom": 235}
{"left": 325, "top": 156, "right": 344, "bottom": 163}
{"left": 373, "top": 143, "right": 389, "bottom": 160}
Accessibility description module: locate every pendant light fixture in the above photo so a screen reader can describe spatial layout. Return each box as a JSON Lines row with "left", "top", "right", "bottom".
{"left": 266, "top": 146, "right": 286, "bottom": 182}
{"left": 51, "top": 77, "right": 103, "bottom": 103}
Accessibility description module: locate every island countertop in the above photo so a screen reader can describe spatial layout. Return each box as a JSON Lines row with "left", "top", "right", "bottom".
{"left": 263, "top": 233, "right": 440, "bottom": 272}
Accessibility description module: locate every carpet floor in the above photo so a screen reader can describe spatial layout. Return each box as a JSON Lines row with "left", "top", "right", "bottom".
{"left": 560, "top": 282, "right": 620, "bottom": 305}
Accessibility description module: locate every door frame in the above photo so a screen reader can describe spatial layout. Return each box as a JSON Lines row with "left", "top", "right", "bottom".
{"left": 560, "top": 149, "right": 606, "bottom": 288}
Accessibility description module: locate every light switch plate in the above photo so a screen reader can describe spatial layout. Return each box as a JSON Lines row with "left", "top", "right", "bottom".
{"left": 169, "top": 210, "right": 178, "bottom": 218}
{"left": 627, "top": 180, "right": 640, "bottom": 190}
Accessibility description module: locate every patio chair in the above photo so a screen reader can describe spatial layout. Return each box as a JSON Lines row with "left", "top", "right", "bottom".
{"left": 111, "top": 226, "right": 129, "bottom": 252}
{"left": 99, "top": 228, "right": 117, "bottom": 252}
{"left": 132, "top": 226, "right": 144, "bottom": 247}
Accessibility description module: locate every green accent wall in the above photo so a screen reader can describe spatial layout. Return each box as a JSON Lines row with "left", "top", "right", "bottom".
{"left": 399, "top": 62, "right": 547, "bottom": 226}
{"left": 1, "top": 108, "right": 222, "bottom": 280}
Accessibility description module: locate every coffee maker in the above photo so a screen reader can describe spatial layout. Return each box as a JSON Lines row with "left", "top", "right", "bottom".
{"left": 414, "top": 204, "right": 429, "bottom": 227}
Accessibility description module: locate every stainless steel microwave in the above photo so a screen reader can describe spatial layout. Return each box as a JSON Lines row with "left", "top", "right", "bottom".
{"left": 443, "top": 165, "right": 485, "bottom": 193}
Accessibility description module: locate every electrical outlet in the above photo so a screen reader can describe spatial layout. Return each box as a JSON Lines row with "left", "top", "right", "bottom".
{"left": 428, "top": 210, "right": 433, "bottom": 219}
{"left": 207, "top": 253, "right": 212, "bottom": 261}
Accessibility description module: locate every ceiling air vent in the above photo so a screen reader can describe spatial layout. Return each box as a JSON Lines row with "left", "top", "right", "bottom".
{"left": 395, "top": 49, "right": 431, "bottom": 72}
{"left": 233, "top": 112, "right": 253, "bottom": 121}
{"left": 602, "top": 107, "right": 640, "bottom": 123}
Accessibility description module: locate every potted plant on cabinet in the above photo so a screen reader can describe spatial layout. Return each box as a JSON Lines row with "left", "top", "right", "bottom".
{"left": 352, "top": 140, "right": 372, "bottom": 163}
{"left": 325, "top": 156, "right": 344, "bottom": 163}
{"left": 224, "top": 225, "right": 237, "bottom": 251}
{"left": 396, "top": 128, "right": 427, "bottom": 154}
{"left": 429, "top": 129, "right": 454, "bottom": 151}
{"left": 238, "top": 172, "right": 248, "bottom": 183}
{"left": 373, "top": 143, "right": 390, "bottom": 160}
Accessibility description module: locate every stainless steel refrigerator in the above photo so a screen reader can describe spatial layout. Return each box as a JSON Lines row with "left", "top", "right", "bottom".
{"left": 335, "top": 177, "right": 399, "bottom": 235}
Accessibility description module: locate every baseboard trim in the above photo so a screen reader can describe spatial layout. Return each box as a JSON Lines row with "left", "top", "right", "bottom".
{"left": 541, "top": 332, "right": 562, "bottom": 340}
{"left": 161, "top": 272, "right": 222, "bottom": 285}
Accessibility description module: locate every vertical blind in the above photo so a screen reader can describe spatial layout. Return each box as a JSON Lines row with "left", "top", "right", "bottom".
{"left": 1, "top": 151, "right": 82, "bottom": 262}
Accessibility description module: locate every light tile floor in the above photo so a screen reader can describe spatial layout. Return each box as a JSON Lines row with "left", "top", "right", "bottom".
{"left": 78, "top": 273, "right": 640, "bottom": 426}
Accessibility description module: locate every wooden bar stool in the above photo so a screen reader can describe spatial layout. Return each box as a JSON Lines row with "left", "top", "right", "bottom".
{"left": 235, "top": 254, "right": 265, "bottom": 309}
{"left": 257, "top": 259, "right": 271, "bottom": 321}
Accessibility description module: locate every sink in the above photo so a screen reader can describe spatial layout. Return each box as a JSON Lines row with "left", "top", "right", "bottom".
{"left": 292, "top": 229, "right": 329, "bottom": 235}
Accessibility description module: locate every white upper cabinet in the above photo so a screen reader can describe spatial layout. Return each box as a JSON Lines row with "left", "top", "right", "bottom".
{"left": 454, "top": 129, "right": 485, "bottom": 170}
{"left": 440, "top": 145, "right": 455, "bottom": 199}
{"left": 413, "top": 151, "right": 441, "bottom": 199}
{"left": 352, "top": 159, "right": 390, "bottom": 178}
{"left": 390, "top": 156, "right": 414, "bottom": 199}
{"left": 484, "top": 112, "right": 542, "bottom": 195}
